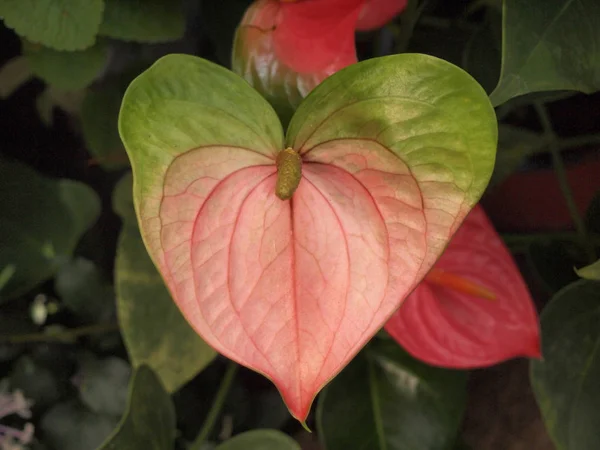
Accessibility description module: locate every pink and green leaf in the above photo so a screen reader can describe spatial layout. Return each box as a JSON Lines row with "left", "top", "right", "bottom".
{"left": 385, "top": 205, "right": 541, "bottom": 368}
{"left": 118, "top": 53, "right": 497, "bottom": 421}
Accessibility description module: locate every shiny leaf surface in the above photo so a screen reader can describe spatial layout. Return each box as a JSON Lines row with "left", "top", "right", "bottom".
{"left": 119, "top": 53, "right": 496, "bottom": 420}
{"left": 490, "top": 0, "right": 600, "bottom": 106}
{"left": 0, "top": 0, "right": 103, "bottom": 50}
{"left": 318, "top": 340, "right": 467, "bottom": 450}
{"left": 531, "top": 280, "right": 600, "bottom": 450}
{"left": 98, "top": 365, "right": 175, "bottom": 450}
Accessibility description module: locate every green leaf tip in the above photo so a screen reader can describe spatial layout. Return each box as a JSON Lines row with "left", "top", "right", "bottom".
{"left": 300, "top": 420, "right": 312, "bottom": 433}
{"left": 574, "top": 259, "right": 600, "bottom": 281}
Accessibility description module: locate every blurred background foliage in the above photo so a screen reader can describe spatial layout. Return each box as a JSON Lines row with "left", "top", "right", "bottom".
{"left": 0, "top": 0, "right": 599, "bottom": 449}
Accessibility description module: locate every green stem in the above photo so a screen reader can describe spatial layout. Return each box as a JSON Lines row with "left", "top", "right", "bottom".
{"left": 533, "top": 102, "right": 596, "bottom": 262}
{"left": 524, "top": 133, "right": 600, "bottom": 157}
{"left": 555, "top": 134, "right": 600, "bottom": 151}
{"left": 0, "top": 323, "right": 119, "bottom": 344}
{"left": 189, "top": 361, "right": 238, "bottom": 450}
{"left": 395, "top": 0, "right": 428, "bottom": 53}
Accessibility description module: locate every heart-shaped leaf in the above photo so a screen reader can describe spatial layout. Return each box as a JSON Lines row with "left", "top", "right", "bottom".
{"left": 490, "top": 0, "right": 600, "bottom": 106}
{"left": 385, "top": 205, "right": 541, "bottom": 368}
{"left": 232, "top": 0, "right": 363, "bottom": 124}
{"left": 23, "top": 40, "right": 109, "bottom": 90}
{"left": 531, "top": 280, "right": 600, "bottom": 450}
{"left": 0, "top": 160, "right": 100, "bottom": 299}
{"left": 317, "top": 340, "right": 467, "bottom": 450}
{"left": 0, "top": 0, "right": 104, "bottom": 51}
{"left": 113, "top": 174, "right": 216, "bottom": 392}
{"left": 216, "top": 430, "right": 300, "bottom": 450}
{"left": 119, "top": 53, "right": 497, "bottom": 420}
{"left": 98, "top": 365, "right": 176, "bottom": 450}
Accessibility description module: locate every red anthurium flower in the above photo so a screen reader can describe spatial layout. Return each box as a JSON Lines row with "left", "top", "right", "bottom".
{"left": 233, "top": 0, "right": 409, "bottom": 122}
{"left": 356, "top": 0, "right": 408, "bottom": 31}
{"left": 385, "top": 205, "right": 542, "bottom": 368}
{"left": 232, "top": 0, "right": 365, "bottom": 123}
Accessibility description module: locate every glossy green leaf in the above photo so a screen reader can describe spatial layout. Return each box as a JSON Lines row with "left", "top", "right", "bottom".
{"left": 0, "top": 56, "right": 32, "bottom": 99}
{"left": 55, "top": 258, "right": 115, "bottom": 323}
{"left": 216, "top": 430, "right": 300, "bottom": 450}
{"left": 0, "top": 0, "right": 104, "bottom": 51}
{"left": 99, "top": 0, "right": 184, "bottom": 43}
{"left": 575, "top": 259, "right": 600, "bottom": 281}
{"left": 23, "top": 40, "right": 108, "bottom": 90}
{"left": 113, "top": 173, "right": 216, "bottom": 392}
{"left": 531, "top": 280, "right": 600, "bottom": 450}
{"left": 98, "top": 365, "right": 175, "bottom": 450}
{"left": 490, "top": 0, "right": 600, "bottom": 106}
{"left": 82, "top": 78, "right": 131, "bottom": 170}
{"left": 119, "top": 55, "right": 283, "bottom": 209}
{"left": 318, "top": 340, "right": 468, "bottom": 450}
{"left": 287, "top": 54, "right": 497, "bottom": 207}
{"left": 0, "top": 160, "right": 100, "bottom": 299}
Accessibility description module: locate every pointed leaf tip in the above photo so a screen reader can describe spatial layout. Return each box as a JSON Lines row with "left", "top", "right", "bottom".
{"left": 574, "top": 259, "right": 600, "bottom": 281}
{"left": 119, "top": 53, "right": 497, "bottom": 420}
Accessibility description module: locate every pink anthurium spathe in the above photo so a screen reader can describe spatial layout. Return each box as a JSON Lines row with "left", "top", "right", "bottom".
{"left": 385, "top": 205, "right": 542, "bottom": 368}
{"left": 356, "top": 0, "right": 408, "bottom": 31}
{"left": 118, "top": 53, "right": 497, "bottom": 421}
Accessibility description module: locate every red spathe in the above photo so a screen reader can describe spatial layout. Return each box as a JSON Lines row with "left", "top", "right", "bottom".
{"left": 385, "top": 205, "right": 542, "bottom": 368}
